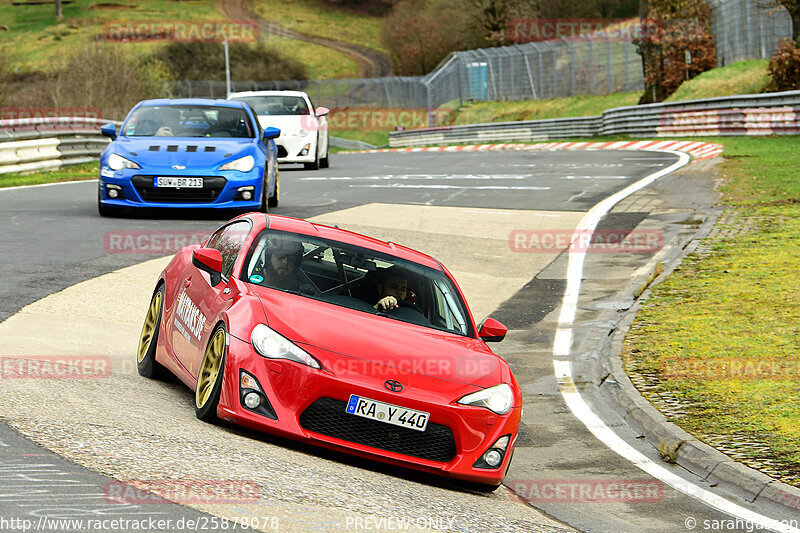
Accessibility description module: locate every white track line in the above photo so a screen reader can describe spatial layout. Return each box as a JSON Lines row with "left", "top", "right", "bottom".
{"left": 552, "top": 149, "right": 800, "bottom": 533}
{"left": 0, "top": 179, "right": 98, "bottom": 192}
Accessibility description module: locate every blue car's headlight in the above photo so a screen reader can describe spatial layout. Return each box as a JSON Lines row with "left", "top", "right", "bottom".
{"left": 219, "top": 155, "right": 255, "bottom": 172}
{"left": 108, "top": 153, "right": 140, "bottom": 171}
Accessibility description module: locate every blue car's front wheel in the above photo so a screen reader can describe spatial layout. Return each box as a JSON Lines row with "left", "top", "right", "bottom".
{"left": 97, "top": 190, "right": 121, "bottom": 218}
{"left": 268, "top": 169, "right": 279, "bottom": 208}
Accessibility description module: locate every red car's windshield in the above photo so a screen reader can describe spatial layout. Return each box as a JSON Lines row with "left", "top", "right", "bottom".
{"left": 242, "top": 230, "right": 472, "bottom": 336}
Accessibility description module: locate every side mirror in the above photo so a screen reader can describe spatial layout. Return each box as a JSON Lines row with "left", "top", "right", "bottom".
{"left": 478, "top": 317, "right": 507, "bottom": 343}
{"left": 100, "top": 123, "right": 117, "bottom": 140}
{"left": 192, "top": 248, "right": 223, "bottom": 286}
{"left": 263, "top": 127, "right": 281, "bottom": 141}
{"left": 316, "top": 106, "right": 329, "bottom": 117}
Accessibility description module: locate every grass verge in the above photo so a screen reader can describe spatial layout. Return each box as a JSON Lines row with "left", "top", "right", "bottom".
{"left": 623, "top": 136, "right": 800, "bottom": 486}
{"left": 450, "top": 60, "right": 771, "bottom": 126}
{"left": 0, "top": 162, "right": 98, "bottom": 188}
{"left": 253, "top": 0, "right": 387, "bottom": 53}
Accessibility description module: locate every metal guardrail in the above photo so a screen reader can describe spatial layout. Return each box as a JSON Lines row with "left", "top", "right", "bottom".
{"left": 389, "top": 90, "right": 800, "bottom": 147}
{"left": 329, "top": 136, "right": 379, "bottom": 151}
{"left": 0, "top": 118, "right": 121, "bottom": 175}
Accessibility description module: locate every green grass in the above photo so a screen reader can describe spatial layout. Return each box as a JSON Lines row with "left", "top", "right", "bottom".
{"left": 0, "top": 162, "right": 98, "bottom": 188}
{"left": 0, "top": 0, "right": 221, "bottom": 70}
{"left": 452, "top": 92, "right": 641, "bottom": 125}
{"left": 253, "top": 0, "right": 387, "bottom": 53}
{"left": 666, "top": 60, "right": 771, "bottom": 102}
{"left": 623, "top": 136, "right": 800, "bottom": 485}
{"left": 332, "top": 130, "right": 389, "bottom": 147}
{"left": 450, "top": 60, "right": 771, "bottom": 126}
{"left": 0, "top": 0, "right": 366, "bottom": 78}
{"left": 267, "top": 34, "right": 359, "bottom": 79}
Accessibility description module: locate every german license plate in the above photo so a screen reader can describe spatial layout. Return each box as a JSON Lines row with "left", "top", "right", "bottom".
{"left": 155, "top": 177, "right": 203, "bottom": 188}
{"left": 346, "top": 395, "right": 429, "bottom": 432}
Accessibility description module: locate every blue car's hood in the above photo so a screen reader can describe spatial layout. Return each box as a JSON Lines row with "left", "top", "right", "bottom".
{"left": 112, "top": 137, "right": 256, "bottom": 169}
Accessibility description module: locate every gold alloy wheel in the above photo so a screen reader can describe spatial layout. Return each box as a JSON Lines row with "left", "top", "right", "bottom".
{"left": 137, "top": 290, "right": 162, "bottom": 364}
{"left": 275, "top": 170, "right": 280, "bottom": 202}
{"left": 196, "top": 328, "right": 226, "bottom": 408}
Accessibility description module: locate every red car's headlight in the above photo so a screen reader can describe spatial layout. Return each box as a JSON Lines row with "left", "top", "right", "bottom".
{"left": 251, "top": 324, "right": 321, "bottom": 369}
{"left": 457, "top": 383, "right": 513, "bottom": 415}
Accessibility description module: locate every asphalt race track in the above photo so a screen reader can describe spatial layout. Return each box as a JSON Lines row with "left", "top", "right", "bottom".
{"left": 0, "top": 149, "right": 792, "bottom": 532}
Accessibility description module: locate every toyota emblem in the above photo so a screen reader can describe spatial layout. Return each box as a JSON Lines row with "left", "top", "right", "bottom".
{"left": 384, "top": 379, "right": 403, "bottom": 392}
{"left": 172, "top": 164, "right": 186, "bottom": 170}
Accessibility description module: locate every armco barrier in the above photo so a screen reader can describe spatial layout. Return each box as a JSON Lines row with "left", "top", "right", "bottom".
{"left": 0, "top": 117, "right": 120, "bottom": 175}
{"left": 389, "top": 90, "right": 800, "bottom": 147}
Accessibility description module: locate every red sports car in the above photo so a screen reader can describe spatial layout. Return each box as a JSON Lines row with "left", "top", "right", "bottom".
{"left": 137, "top": 213, "right": 521, "bottom": 487}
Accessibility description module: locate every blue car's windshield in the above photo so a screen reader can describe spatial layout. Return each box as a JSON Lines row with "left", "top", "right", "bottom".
{"left": 123, "top": 105, "right": 255, "bottom": 138}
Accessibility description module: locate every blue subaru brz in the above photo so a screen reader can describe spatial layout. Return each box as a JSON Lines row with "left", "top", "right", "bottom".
{"left": 97, "top": 98, "right": 280, "bottom": 216}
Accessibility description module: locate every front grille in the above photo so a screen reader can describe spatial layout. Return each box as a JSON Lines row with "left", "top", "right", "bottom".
{"left": 132, "top": 176, "right": 227, "bottom": 204}
{"left": 299, "top": 397, "right": 456, "bottom": 463}
{"left": 277, "top": 145, "right": 288, "bottom": 158}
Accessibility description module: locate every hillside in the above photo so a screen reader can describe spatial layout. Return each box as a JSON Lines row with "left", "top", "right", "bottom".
{"left": 0, "top": 0, "right": 390, "bottom": 79}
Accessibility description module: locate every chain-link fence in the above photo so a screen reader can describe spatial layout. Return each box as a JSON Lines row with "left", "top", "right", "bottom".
{"left": 168, "top": 2, "right": 795, "bottom": 109}
{"left": 707, "top": 0, "right": 792, "bottom": 66}
{"left": 169, "top": 36, "right": 644, "bottom": 110}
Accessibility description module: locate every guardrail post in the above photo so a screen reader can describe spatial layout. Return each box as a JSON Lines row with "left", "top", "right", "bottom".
{"left": 606, "top": 36, "right": 612, "bottom": 94}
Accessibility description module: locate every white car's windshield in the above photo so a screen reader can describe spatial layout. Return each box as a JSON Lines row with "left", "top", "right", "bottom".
{"left": 123, "top": 105, "right": 255, "bottom": 138}
{"left": 243, "top": 230, "right": 472, "bottom": 336}
{"left": 231, "top": 95, "right": 311, "bottom": 116}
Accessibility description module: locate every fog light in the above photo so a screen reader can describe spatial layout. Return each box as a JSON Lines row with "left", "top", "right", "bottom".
{"left": 484, "top": 449, "right": 503, "bottom": 467}
{"left": 108, "top": 189, "right": 119, "bottom": 199}
{"left": 299, "top": 144, "right": 310, "bottom": 156}
{"left": 243, "top": 392, "right": 261, "bottom": 409}
{"left": 236, "top": 186, "right": 255, "bottom": 202}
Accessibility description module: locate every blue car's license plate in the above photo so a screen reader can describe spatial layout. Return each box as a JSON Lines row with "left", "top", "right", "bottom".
{"left": 154, "top": 177, "right": 203, "bottom": 188}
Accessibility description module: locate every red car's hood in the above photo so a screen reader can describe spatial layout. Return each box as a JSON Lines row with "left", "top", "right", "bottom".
{"left": 252, "top": 287, "right": 504, "bottom": 389}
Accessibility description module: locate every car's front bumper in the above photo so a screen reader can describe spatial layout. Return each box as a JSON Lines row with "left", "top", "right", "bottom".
{"left": 217, "top": 336, "right": 520, "bottom": 485}
{"left": 276, "top": 136, "right": 317, "bottom": 164}
{"left": 98, "top": 166, "right": 265, "bottom": 210}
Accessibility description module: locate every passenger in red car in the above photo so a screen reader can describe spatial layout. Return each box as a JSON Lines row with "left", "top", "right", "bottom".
{"left": 373, "top": 267, "right": 408, "bottom": 311}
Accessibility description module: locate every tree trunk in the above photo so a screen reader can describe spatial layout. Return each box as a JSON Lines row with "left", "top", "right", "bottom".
{"left": 56, "top": 0, "right": 62, "bottom": 20}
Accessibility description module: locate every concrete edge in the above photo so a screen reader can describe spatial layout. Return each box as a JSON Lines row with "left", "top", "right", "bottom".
{"left": 597, "top": 186, "right": 800, "bottom": 514}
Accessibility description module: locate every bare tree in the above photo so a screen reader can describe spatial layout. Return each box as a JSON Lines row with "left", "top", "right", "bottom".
{"left": 777, "top": 0, "right": 800, "bottom": 43}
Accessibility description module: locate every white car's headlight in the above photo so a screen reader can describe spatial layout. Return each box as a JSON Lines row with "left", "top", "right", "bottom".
{"left": 458, "top": 383, "right": 513, "bottom": 415}
{"left": 107, "top": 153, "right": 140, "bottom": 171}
{"left": 251, "top": 324, "right": 320, "bottom": 369}
{"left": 219, "top": 155, "right": 255, "bottom": 172}
{"left": 294, "top": 129, "right": 309, "bottom": 137}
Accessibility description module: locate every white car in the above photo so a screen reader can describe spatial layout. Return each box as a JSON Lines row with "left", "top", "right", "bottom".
{"left": 228, "top": 90, "right": 329, "bottom": 170}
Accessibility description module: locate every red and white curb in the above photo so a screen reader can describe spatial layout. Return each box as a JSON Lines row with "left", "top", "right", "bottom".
{"left": 346, "top": 140, "right": 724, "bottom": 162}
